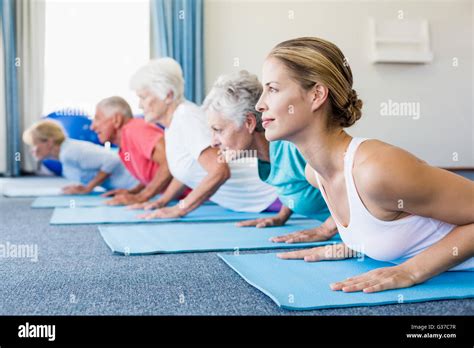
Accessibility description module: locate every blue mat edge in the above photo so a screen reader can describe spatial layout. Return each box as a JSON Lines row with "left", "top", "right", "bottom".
{"left": 49, "top": 207, "right": 308, "bottom": 225}
{"left": 217, "top": 253, "right": 474, "bottom": 311}
{"left": 98, "top": 224, "right": 339, "bottom": 255}
{"left": 51, "top": 216, "right": 303, "bottom": 225}
{"left": 218, "top": 253, "right": 285, "bottom": 308}
{"left": 31, "top": 192, "right": 103, "bottom": 208}
{"left": 32, "top": 197, "right": 216, "bottom": 209}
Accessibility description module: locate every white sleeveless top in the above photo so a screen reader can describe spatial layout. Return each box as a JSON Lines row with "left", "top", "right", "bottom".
{"left": 165, "top": 101, "right": 278, "bottom": 213}
{"left": 314, "top": 137, "right": 473, "bottom": 271}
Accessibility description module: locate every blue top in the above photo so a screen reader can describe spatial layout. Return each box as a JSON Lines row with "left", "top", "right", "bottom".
{"left": 59, "top": 139, "right": 138, "bottom": 190}
{"left": 258, "top": 140, "right": 330, "bottom": 221}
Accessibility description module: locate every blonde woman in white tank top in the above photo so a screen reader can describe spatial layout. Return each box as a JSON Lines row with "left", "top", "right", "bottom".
{"left": 255, "top": 37, "right": 474, "bottom": 294}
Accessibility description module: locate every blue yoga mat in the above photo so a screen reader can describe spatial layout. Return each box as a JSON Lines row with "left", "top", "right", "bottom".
{"left": 32, "top": 192, "right": 106, "bottom": 208}
{"left": 99, "top": 220, "right": 338, "bottom": 254}
{"left": 218, "top": 253, "right": 474, "bottom": 310}
{"left": 32, "top": 193, "right": 214, "bottom": 208}
{"left": 50, "top": 204, "right": 307, "bottom": 225}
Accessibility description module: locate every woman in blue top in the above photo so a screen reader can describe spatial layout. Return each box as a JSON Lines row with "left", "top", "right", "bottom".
{"left": 204, "top": 70, "right": 334, "bottom": 242}
{"left": 23, "top": 119, "right": 139, "bottom": 194}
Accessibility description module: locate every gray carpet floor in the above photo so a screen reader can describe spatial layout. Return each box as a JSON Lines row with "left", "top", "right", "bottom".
{"left": 0, "top": 196, "right": 473, "bottom": 316}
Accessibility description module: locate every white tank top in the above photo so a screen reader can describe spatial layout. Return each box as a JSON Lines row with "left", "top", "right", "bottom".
{"left": 314, "top": 137, "right": 473, "bottom": 271}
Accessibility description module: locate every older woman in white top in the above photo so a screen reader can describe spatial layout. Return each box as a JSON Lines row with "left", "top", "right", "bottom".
{"left": 128, "top": 58, "right": 278, "bottom": 219}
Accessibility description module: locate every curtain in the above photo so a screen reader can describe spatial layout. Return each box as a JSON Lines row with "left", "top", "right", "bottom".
{"left": 0, "top": 0, "right": 20, "bottom": 176}
{"left": 150, "top": 0, "right": 204, "bottom": 104}
{"left": 0, "top": 0, "right": 45, "bottom": 176}
{"left": 0, "top": 7, "right": 6, "bottom": 174}
{"left": 16, "top": 0, "right": 46, "bottom": 173}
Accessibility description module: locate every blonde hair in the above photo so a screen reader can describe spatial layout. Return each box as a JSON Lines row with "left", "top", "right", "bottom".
{"left": 269, "top": 37, "right": 362, "bottom": 128}
{"left": 22, "top": 119, "right": 66, "bottom": 146}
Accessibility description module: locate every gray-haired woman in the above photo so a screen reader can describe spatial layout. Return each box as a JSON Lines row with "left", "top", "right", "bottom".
{"left": 205, "top": 69, "right": 332, "bottom": 244}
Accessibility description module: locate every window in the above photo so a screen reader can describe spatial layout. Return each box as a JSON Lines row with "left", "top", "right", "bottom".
{"left": 43, "top": 0, "right": 150, "bottom": 116}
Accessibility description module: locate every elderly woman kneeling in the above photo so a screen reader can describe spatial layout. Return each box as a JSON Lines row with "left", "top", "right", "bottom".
{"left": 205, "top": 70, "right": 334, "bottom": 244}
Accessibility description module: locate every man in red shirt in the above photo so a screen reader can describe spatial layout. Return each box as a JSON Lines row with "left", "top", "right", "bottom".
{"left": 91, "top": 96, "right": 172, "bottom": 205}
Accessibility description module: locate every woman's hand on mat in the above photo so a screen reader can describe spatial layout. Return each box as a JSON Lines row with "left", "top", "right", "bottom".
{"left": 101, "top": 189, "right": 129, "bottom": 197}
{"left": 236, "top": 216, "right": 286, "bottom": 228}
{"left": 271, "top": 225, "right": 333, "bottom": 243}
{"left": 127, "top": 199, "right": 167, "bottom": 211}
{"left": 277, "top": 243, "right": 351, "bottom": 262}
{"left": 104, "top": 193, "right": 147, "bottom": 206}
{"left": 330, "top": 264, "right": 417, "bottom": 293}
{"left": 137, "top": 205, "right": 184, "bottom": 219}
{"left": 62, "top": 185, "right": 91, "bottom": 195}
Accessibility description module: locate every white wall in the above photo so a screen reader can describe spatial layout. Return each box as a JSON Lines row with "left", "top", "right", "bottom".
{"left": 204, "top": 0, "right": 473, "bottom": 168}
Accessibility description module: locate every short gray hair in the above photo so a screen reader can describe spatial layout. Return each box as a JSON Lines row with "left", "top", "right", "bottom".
{"left": 96, "top": 96, "right": 133, "bottom": 118}
{"left": 203, "top": 70, "right": 264, "bottom": 132}
{"left": 130, "top": 58, "right": 185, "bottom": 103}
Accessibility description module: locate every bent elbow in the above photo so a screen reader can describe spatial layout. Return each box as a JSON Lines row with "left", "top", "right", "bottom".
{"left": 213, "top": 164, "right": 231, "bottom": 184}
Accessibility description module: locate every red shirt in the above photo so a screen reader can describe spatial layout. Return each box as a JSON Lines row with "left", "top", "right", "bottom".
{"left": 119, "top": 118, "right": 163, "bottom": 185}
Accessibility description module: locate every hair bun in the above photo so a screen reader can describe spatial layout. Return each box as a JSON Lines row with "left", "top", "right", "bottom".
{"left": 270, "top": 37, "right": 363, "bottom": 128}
{"left": 341, "top": 89, "right": 363, "bottom": 127}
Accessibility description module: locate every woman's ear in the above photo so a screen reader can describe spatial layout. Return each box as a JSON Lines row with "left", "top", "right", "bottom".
{"left": 310, "top": 84, "right": 329, "bottom": 113}
{"left": 244, "top": 112, "right": 257, "bottom": 134}
{"left": 165, "top": 91, "right": 175, "bottom": 105}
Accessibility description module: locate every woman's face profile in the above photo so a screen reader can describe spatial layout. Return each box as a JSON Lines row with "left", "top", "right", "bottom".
{"left": 256, "top": 57, "right": 313, "bottom": 143}
{"left": 208, "top": 109, "right": 253, "bottom": 162}
{"left": 30, "top": 138, "right": 54, "bottom": 160}
{"left": 137, "top": 88, "right": 168, "bottom": 123}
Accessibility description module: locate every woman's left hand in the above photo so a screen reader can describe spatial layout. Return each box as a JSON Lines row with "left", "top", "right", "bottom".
{"left": 105, "top": 193, "right": 146, "bottom": 206}
{"left": 330, "top": 264, "right": 418, "bottom": 293}
{"left": 62, "top": 185, "right": 91, "bottom": 195}
{"left": 137, "top": 206, "right": 185, "bottom": 220}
